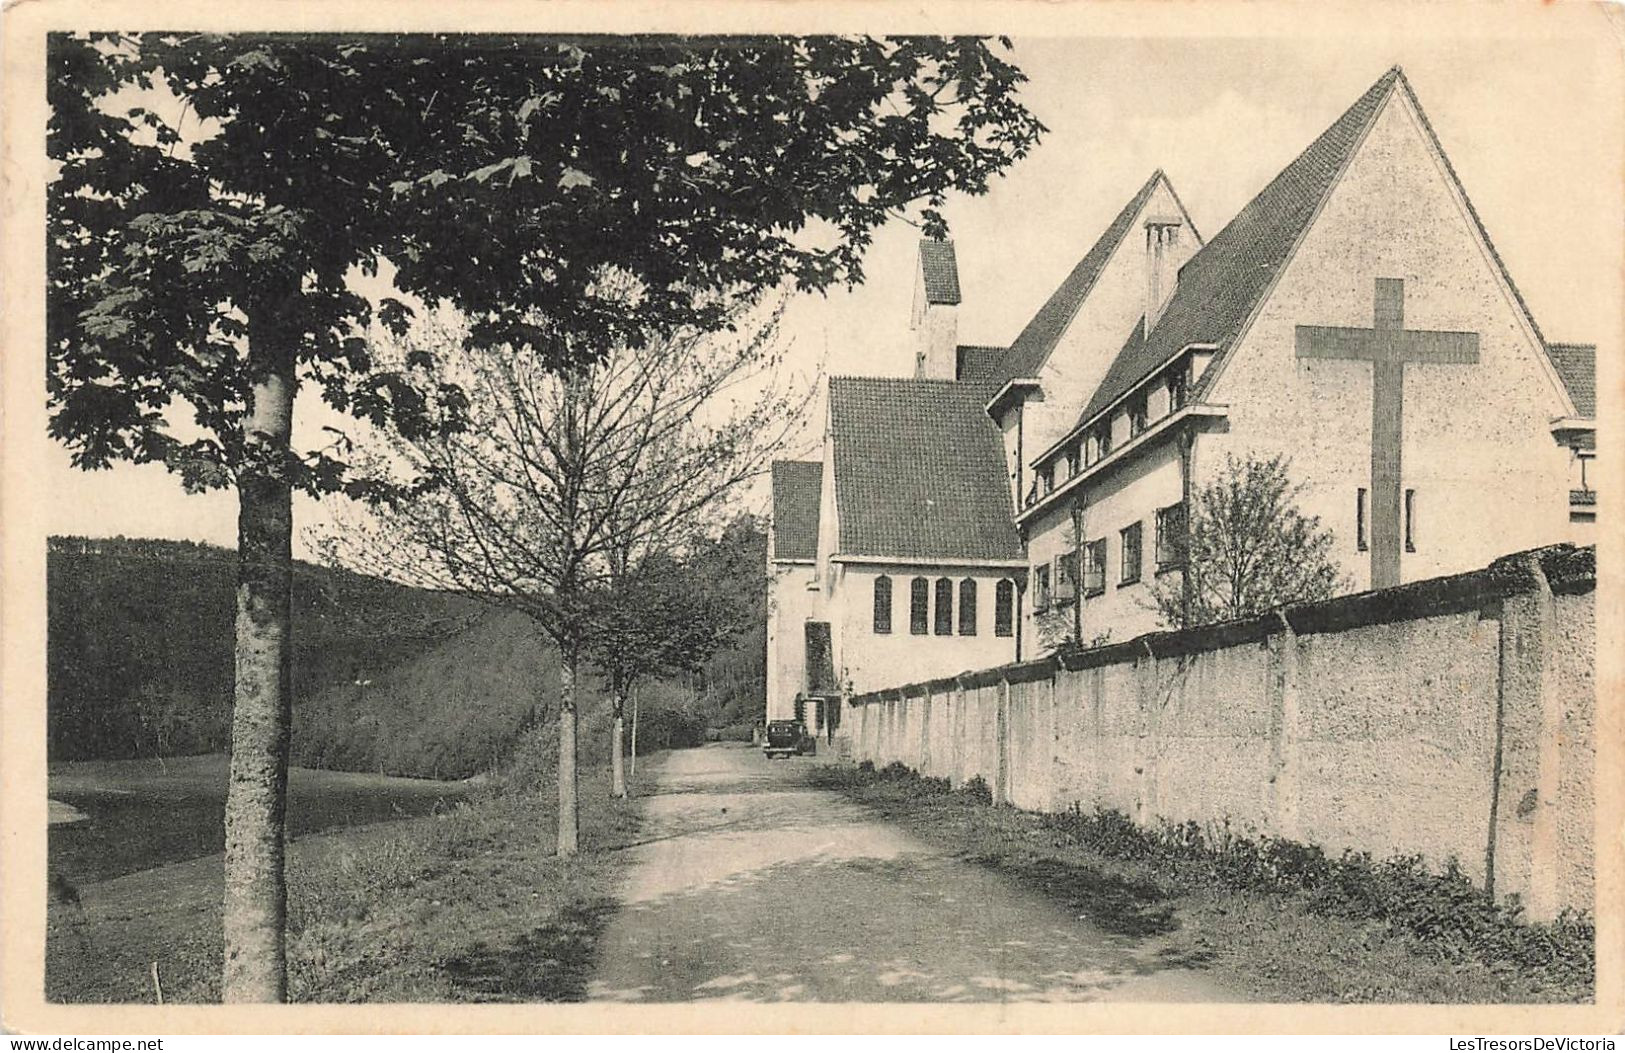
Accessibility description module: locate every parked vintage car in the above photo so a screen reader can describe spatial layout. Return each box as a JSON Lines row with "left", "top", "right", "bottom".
{"left": 762, "top": 720, "right": 807, "bottom": 760}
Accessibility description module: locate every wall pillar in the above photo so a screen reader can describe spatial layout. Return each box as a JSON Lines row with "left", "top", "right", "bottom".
{"left": 1133, "top": 648, "right": 1157, "bottom": 824}
{"left": 995, "top": 678, "right": 1011, "bottom": 806}
{"left": 920, "top": 685, "right": 934, "bottom": 777}
{"left": 1489, "top": 557, "right": 1560, "bottom": 919}
{"left": 1266, "top": 617, "right": 1303, "bottom": 841}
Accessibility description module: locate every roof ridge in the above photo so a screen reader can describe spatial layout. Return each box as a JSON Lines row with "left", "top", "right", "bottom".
{"left": 828, "top": 374, "right": 982, "bottom": 387}
{"left": 990, "top": 169, "right": 1172, "bottom": 387}
{"left": 1046, "top": 66, "right": 1404, "bottom": 459}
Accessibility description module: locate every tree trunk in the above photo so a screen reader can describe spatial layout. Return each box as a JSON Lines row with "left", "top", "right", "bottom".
{"left": 557, "top": 649, "right": 580, "bottom": 857}
{"left": 611, "top": 686, "right": 628, "bottom": 799}
{"left": 221, "top": 330, "right": 296, "bottom": 1003}
{"left": 629, "top": 680, "right": 640, "bottom": 779}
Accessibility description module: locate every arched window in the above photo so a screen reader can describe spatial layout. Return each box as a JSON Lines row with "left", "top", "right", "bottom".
{"left": 909, "top": 577, "right": 929, "bottom": 635}
{"left": 958, "top": 579, "right": 978, "bottom": 635}
{"left": 933, "top": 577, "right": 953, "bottom": 636}
{"left": 995, "top": 579, "right": 1015, "bottom": 637}
{"left": 872, "top": 575, "right": 892, "bottom": 634}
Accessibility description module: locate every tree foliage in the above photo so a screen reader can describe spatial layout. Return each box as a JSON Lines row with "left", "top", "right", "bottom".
{"left": 48, "top": 32, "right": 1045, "bottom": 491}
{"left": 1150, "top": 454, "right": 1347, "bottom": 628}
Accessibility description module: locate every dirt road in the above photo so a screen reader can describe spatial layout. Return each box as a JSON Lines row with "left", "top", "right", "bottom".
{"left": 589, "top": 745, "right": 1240, "bottom": 1003}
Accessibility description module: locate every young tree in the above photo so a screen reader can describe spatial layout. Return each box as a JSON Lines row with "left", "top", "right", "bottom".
{"left": 48, "top": 33, "right": 1042, "bottom": 1000}
{"left": 325, "top": 301, "right": 805, "bottom": 849}
{"left": 1148, "top": 454, "right": 1347, "bottom": 628}
{"left": 581, "top": 540, "right": 750, "bottom": 798}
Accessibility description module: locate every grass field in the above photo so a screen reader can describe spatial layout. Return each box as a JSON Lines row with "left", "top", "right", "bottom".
{"left": 48, "top": 760, "right": 653, "bottom": 1003}
{"left": 49, "top": 754, "right": 479, "bottom": 886}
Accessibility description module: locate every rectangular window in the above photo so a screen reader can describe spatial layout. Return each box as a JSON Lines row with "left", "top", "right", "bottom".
{"left": 1155, "top": 503, "right": 1187, "bottom": 571}
{"left": 1055, "top": 552, "right": 1078, "bottom": 604}
{"left": 1356, "top": 488, "right": 1369, "bottom": 552}
{"left": 958, "top": 579, "right": 977, "bottom": 635}
{"left": 1405, "top": 488, "right": 1416, "bottom": 553}
{"left": 1128, "top": 395, "right": 1148, "bottom": 437}
{"left": 1120, "top": 522, "right": 1143, "bottom": 585}
{"left": 1065, "top": 446, "right": 1080, "bottom": 477}
{"left": 1034, "top": 564, "right": 1052, "bottom": 611}
{"left": 933, "top": 577, "right": 954, "bottom": 636}
{"left": 1166, "top": 370, "right": 1187, "bottom": 411}
{"left": 1041, "top": 463, "right": 1055, "bottom": 495}
{"left": 910, "top": 577, "right": 929, "bottom": 635}
{"left": 1083, "top": 539, "right": 1107, "bottom": 596}
{"left": 1095, "top": 422, "right": 1112, "bottom": 459}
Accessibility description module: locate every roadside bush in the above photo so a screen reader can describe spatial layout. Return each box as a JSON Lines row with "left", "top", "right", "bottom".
{"left": 706, "top": 724, "right": 755, "bottom": 743}
{"left": 1042, "top": 804, "right": 1593, "bottom": 988}
{"left": 960, "top": 775, "right": 992, "bottom": 805}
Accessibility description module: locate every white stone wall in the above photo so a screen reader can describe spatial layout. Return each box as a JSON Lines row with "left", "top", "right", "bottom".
{"left": 849, "top": 554, "right": 1597, "bottom": 920}
{"left": 1203, "top": 89, "right": 1573, "bottom": 589}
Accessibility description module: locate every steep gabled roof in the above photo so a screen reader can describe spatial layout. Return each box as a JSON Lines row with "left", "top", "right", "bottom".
{"left": 1547, "top": 343, "right": 1595, "bottom": 418}
{"left": 919, "top": 239, "right": 962, "bottom": 305}
{"left": 1064, "top": 66, "right": 1580, "bottom": 443}
{"left": 1065, "top": 69, "right": 1404, "bottom": 435}
{"left": 769, "top": 460, "right": 822, "bottom": 562}
{"left": 828, "top": 376, "right": 1022, "bottom": 562}
{"left": 991, "top": 171, "right": 1171, "bottom": 388}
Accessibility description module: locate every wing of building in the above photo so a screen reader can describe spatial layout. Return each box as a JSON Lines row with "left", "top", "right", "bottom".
{"left": 767, "top": 66, "right": 1599, "bottom": 731}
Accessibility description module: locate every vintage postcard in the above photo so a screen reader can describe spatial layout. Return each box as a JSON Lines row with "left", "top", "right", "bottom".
{"left": 2, "top": 0, "right": 1620, "bottom": 1036}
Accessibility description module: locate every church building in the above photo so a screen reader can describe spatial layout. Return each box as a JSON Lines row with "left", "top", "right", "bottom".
{"left": 767, "top": 67, "right": 1598, "bottom": 729}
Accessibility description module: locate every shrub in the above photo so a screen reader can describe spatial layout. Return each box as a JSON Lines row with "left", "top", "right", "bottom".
{"left": 708, "top": 723, "right": 755, "bottom": 742}
{"left": 1040, "top": 804, "right": 1592, "bottom": 987}
{"left": 960, "top": 775, "right": 992, "bottom": 805}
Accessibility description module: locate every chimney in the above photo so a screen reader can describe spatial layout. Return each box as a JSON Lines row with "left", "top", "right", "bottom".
{"left": 1144, "top": 216, "right": 1183, "bottom": 338}
{"left": 912, "top": 239, "right": 961, "bottom": 380}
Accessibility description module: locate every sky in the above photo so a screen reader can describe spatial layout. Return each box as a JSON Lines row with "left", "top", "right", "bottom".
{"left": 41, "top": 26, "right": 1621, "bottom": 558}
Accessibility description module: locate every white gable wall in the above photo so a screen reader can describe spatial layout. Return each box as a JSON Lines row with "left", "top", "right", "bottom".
{"left": 1203, "top": 89, "right": 1572, "bottom": 591}
{"left": 1025, "top": 178, "right": 1202, "bottom": 464}
{"left": 765, "top": 559, "right": 820, "bottom": 723}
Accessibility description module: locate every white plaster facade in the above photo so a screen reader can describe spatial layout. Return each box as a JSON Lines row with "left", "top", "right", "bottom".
{"left": 823, "top": 560, "right": 1023, "bottom": 696}
{"left": 1199, "top": 87, "right": 1574, "bottom": 589}
{"left": 764, "top": 558, "right": 820, "bottom": 723}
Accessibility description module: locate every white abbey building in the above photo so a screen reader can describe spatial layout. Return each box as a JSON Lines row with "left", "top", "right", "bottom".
{"left": 766, "top": 68, "right": 1598, "bottom": 733}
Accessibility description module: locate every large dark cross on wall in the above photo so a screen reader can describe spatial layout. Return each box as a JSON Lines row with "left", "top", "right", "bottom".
{"left": 1295, "top": 278, "right": 1479, "bottom": 589}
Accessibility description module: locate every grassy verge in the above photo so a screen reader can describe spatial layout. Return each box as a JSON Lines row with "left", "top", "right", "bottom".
{"left": 48, "top": 761, "right": 653, "bottom": 1003}
{"left": 811, "top": 762, "right": 1593, "bottom": 1004}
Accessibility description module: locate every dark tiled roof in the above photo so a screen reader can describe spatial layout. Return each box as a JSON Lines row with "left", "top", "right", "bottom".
{"left": 1570, "top": 489, "right": 1596, "bottom": 507}
{"left": 955, "top": 344, "right": 1007, "bottom": 384}
{"left": 770, "top": 460, "right": 822, "bottom": 561}
{"left": 1548, "top": 343, "right": 1596, "bottom": 417}
{"left": 992, "top": 171, "right": 1168, "bottom": 388}
{"left": 828, "top": 376, "right": 1022, "bottom": 562}
{"left": 1065, "top": 70, "right": 1403, "bottom": 436}
{"left": 919, "top": 239, "right": 961, "bottom": 305}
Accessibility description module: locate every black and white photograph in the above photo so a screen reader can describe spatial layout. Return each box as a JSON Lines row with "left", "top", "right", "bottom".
{"left": 1, "top": 0, "right": 1619, "bottom": 1035}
